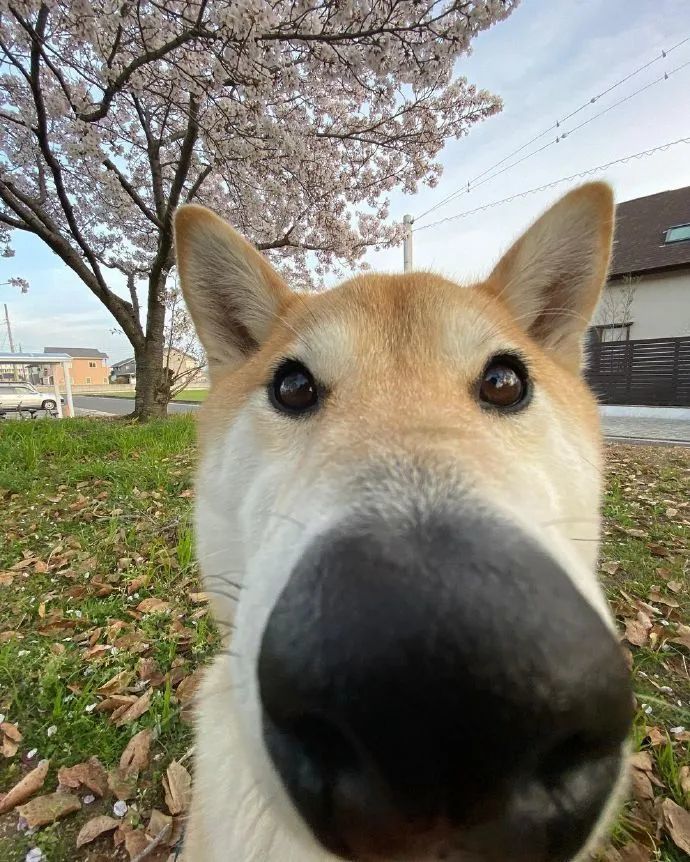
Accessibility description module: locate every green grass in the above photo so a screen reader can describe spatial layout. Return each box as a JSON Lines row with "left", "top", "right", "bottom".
{"left": 0, "top": 422, "right": 688, "bottom": 861}
{"left": 171, "top": 389, "right": 207, "bottom": 402}
{"left": 596, "top": 445, "right": 690, "bottom": 862}
{"left": 0, "top": 417, "right": 212, "bottom": 861}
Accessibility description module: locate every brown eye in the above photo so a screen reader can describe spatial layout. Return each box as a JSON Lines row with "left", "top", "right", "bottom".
{"left": 479, "top": 355, "right": 530, "bottom": 410}
{"left": 271, "top": 360, "right": 319, "bottom": 415}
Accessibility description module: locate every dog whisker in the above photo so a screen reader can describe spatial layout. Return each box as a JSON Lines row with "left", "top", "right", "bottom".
{"left": 266, "top": 510, "right": 307, "bottom": 530}
{"left": 213, "top": 618, "right": 235, "bottom": 629}
{"left": 203, "top": 573, "right": 244, "bottom": 591}
{"left": 541, "top": 516, "right": 600, "bottom": 527}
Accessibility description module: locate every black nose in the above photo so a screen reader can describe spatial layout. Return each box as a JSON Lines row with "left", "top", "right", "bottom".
{"left": 258, "top": 513, "right": 632, "bottom": 862}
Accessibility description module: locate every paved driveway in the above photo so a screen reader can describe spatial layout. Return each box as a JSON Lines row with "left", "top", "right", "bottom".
{"left": 74, "top": 396, "right": 199, "bottom": 416}
{"left": 601, "top": 415, "right": 690, "bottom": 444}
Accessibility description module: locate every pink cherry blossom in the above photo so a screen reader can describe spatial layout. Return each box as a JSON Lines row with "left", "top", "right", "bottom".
{"left": 0, "top": 0, "right": 518, "bottom": 417}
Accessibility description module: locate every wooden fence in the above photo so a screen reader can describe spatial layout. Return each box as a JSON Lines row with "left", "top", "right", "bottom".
{"left": 586, "top": 336, "right": 690, "bottom": 407}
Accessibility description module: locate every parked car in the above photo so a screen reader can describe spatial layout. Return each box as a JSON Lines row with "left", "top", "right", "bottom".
{"left": 0, "top": 382, "right": 62, "bottom": 413}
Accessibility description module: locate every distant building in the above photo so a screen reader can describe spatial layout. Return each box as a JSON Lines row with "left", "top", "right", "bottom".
{"left": 110, "top": 348, "right": 206, "bottom": 386}
{"left": 30, "top": 347, "right": 110, "bottom": 386}
{"left": 110, "top": 356, "right": 136, "bottom": 384}
{"left": 592, "top": 185, "right": 690, "bottom": 342}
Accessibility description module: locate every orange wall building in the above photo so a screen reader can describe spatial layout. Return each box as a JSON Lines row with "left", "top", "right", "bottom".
{"left": 36, "top": 347, "right": 110, "bottom": 386}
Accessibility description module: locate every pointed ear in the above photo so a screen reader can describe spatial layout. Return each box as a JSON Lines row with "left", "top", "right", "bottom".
{"left": 484, "top": 183, "right": 614, "bottom": 370}
{"left": 174, "top": 205, "right": 291, "bottom": 369}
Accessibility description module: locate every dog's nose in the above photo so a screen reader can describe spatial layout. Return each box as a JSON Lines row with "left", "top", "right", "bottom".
{"left": 258, "top": 513, "right": 632, "bottom": 862}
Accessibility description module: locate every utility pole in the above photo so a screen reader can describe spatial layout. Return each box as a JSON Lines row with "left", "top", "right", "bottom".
{"left": 403, "top": 214, "right": 414, "bottom": 273}
{"left": 3, "top": 303, "right": 15, "bottom": 352}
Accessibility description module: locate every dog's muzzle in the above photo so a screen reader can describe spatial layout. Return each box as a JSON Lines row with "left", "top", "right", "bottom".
{"left": 258, "top": 511, "right": 633, "bottom": 862}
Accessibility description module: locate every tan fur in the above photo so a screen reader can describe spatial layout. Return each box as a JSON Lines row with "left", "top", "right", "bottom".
{"left": 174, "top": 184, "right": 622, "bottom": 862}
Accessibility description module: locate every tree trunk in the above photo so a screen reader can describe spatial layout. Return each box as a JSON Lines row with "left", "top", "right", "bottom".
{"left": 132, "top": 277, "right": 169, "bottom": 420}
{"left": 133, "top": 338, "right": 169, "bottom": 420}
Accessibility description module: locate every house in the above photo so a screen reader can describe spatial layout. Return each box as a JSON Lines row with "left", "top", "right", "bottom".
{"left": 110, "top": 348, "right": 206, "bottom": 386}
{"left": 592, "top": 185, "right": 690, "bottom": 342}
{"left": 29, "top": 347, "right": 109, "bottom": 386}
{"left": 110, "top": 357, "right": 136, "bottom": 384}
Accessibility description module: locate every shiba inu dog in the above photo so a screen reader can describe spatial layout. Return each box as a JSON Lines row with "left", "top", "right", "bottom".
{"left": 173, "top": 183, "right": 632, "bottom": 862}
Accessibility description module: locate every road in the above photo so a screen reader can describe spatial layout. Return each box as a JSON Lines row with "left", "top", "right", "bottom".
{"left": 73, "top": 395, "right": 199, "bottom": 416}
{"left": 73, "top": 396, "right": 690, "bottom": 445}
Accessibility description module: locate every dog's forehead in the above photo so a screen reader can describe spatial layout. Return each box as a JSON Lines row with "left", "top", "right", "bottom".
{"left": 281, "top": 272, "right": 523, "bottom": 377}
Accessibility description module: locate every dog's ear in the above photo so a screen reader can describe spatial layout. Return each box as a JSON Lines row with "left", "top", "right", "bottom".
{"left": 174, "top": 205, "right": 291, "bottom": 369}
{"left": 484, "top": 182, "right": 614, "bottom": 370}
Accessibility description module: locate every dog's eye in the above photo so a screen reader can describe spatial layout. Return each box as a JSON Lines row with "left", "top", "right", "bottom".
{"left": 270, "top": 360, "right": 318, "bottom": 415}
{"left": 479, "top": 355, "right": 530, "bottom": 410}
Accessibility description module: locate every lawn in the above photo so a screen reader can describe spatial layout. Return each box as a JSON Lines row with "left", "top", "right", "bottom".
{"left": 0, "top": 420, "right": 688, "bottom": 862}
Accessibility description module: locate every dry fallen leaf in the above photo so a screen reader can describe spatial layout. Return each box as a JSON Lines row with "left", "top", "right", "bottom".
{"left": 138, "top": 657, "right": 165, "bottom": 686}
{"left": 189, "top": 592, "right": 209, "bottom": 604}
{"left": 137, "top": 597, "right": 172, "bottom": 614}
{"left": 107, "top": 766, "right": 137, "bottom": 801}
{"left": 680, "top": 765, "right": 690, "bottom": 795}
{"left": 0, "top": 571, "right": 14, "bottom": 586}
{"left": 0, "top": 758, "right": 49, "bottom": 814}
{"left": 176, "top": 669, "right": 204, "bottom": 723}
{"left": 11, "top": 556, "right": 36, "bottom": 570}
{"left": 58, "top": 756, "right": 108, "bottom": 797}
{"left": 124, "top": 828, "right": 150, "bottom": 859}
{"left": 114, "top": 689, "right": 152, "bottom": 726}
{"left": 645, "top": 726, "right": 666, "bottom": 747}
{"left": 648, "top": 589, "right": 679, "bottom": 608}
{"left": 120, "top": 728, "right": 152, "bottom": 777}
{"left": 624, "top": 614, "right": 652, "bottom": 647}
{"left": 1, "top": 721, "right": 22, "bottom": 757}
{"left": 163, "top": 760, "right": 192, "bottom": 816}
{"left": 670, "top": 624, "right": 690, "bottom": 651}
{"left": 619, "top": 844, "right": 651, "bottom": 862}
{"left": 76, "top": 815, "right": 121, "bottom": 848}
{"left": 630, "top": 765, "right": 654, "bottom": 804}
{"left": 17, "top": 790, "right": 81, "bottom": 827}
{"left": 601, "top": 561, "right": 620, "bottom": 575}
{"left": 97, "top": 669, "right": 133, "bottom": 695}
{"left": 146, "top": 808, "right": 172, "bottom": 841}
{"left": 97, "top": 695, "right": 138, "bottom": 714}
{"left": 660, "top": 797, "right": 690, "bottom": 854}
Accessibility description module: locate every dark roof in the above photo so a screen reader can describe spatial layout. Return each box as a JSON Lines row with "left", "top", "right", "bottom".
{"left": 111, "top": 357, "right": 135, "bottom": 369}
{"left": 44, "top": 346, "right": 108, "bottom": 359}
{"left": 609, "top": 185, "right": 690, "bottom": 279}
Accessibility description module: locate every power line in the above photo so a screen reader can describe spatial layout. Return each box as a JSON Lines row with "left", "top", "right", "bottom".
{"left": 435, "top": 58, "right": 690, "bottom": 208}
{"left": 414, "top": 35, "right": 690, "bottom": 222}
{"left": 412, "top": 136, "right": 690, "bottom": 233}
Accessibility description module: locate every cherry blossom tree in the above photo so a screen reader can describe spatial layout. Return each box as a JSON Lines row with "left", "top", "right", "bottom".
{"left": 0, "top": 0, "right": 518, "bottom": 418}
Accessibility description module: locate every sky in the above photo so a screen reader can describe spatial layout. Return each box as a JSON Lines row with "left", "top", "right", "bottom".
{"left": 1, "top": 0, "right": 689, "bottom": 362}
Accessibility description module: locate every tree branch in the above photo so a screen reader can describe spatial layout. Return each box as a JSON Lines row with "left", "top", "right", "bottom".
{"left": 103, "top": 158, "right": 162, "bottom": 227}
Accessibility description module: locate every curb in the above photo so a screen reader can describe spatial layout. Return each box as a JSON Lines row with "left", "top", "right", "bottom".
{"left": 605, "top": 436, "right": 690, "bottom": 447}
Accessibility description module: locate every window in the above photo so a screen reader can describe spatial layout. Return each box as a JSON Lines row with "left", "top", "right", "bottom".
{"left": 665, "top": 223, "right": 690, "bottom": 244}
{"left": 85, "top": 377, "right": 91, "bottom": 384}
{"left": 89, "top": 361, "right": 97, "bottom": 368}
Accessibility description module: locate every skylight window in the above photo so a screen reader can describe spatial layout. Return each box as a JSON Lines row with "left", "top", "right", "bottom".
{"left": 665, "top": 223, "right": 690, "bottom": 243}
